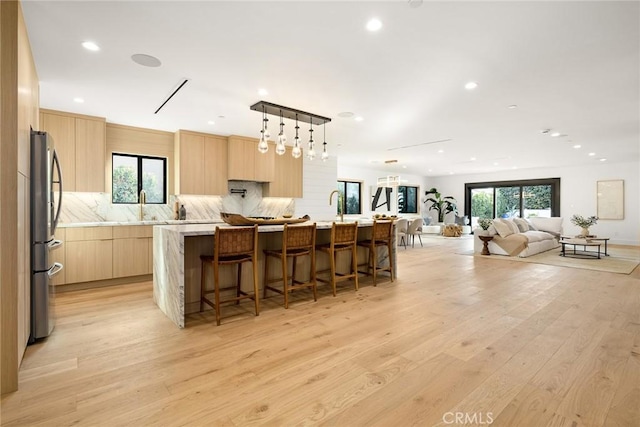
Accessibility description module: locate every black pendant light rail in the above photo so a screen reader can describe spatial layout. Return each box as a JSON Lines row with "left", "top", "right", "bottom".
{"left": 250, "top": 101, "right": 331, "bottom": 126}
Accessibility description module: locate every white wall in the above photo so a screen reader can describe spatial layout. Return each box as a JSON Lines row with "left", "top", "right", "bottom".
{"left": 429, "top": 161, "right": 640, "bottom": 245}
{"left": 295, "top": 155, "right": 338, "bottom": 220}
{"left": 337, "top": 164, "right": 429, "bottom": 219}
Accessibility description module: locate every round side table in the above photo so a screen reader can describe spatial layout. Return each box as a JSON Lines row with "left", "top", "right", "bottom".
{"left": 478, "top": 235, "right": 494, "bottom": 255}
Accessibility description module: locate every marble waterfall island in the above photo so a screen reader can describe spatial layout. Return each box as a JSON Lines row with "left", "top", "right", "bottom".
{"left": 153, "top": 220, "right": 396, "bottom": 328}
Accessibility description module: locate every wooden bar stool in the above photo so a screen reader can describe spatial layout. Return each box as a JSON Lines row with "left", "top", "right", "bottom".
{"left": 200, "top": 225, "right": 259, "bottom": 325}
{"left": 316, "top": 222, "right": 359, "bottom": 296}
{"left": 263, "top": 223, "right": 317, "bottom": 309}
{"left": 357, "top": 219, "right": 395, "bottom": 286}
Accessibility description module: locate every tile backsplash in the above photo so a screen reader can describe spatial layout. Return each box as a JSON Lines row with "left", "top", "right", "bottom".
{"left": 58, "top": 181, "right": 294, "bottom": 224}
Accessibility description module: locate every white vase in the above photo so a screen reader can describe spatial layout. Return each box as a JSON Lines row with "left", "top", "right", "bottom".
{"left": 580, "top": 227, "right": 589, "bottom": 237}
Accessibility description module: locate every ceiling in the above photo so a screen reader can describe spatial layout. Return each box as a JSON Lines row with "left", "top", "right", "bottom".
{"left": 22, "top": 1, "right": 639, "bottom": 177}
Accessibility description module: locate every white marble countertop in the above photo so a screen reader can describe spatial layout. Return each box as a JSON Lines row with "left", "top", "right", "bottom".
{"left": 58, "top": 219, "right": 225, "bottom": 228}
{"left": 154, "top": 219, "right": 377, "bottom": 237}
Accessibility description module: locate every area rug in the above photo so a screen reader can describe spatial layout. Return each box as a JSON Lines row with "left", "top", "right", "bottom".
{"left": 469, "top": 246, "right": 640, "bottom": 275}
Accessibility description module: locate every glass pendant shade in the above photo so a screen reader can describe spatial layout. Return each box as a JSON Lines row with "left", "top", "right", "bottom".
{"left": 321, "top": 143, "right": 329, "bottom": 161}
{"left": 292, "top": 138, "right": 302, "bottom": 158}
{"left": 258, "top": 134, "right": 269, "bottom": 153}
{"left": 275, "top": 137, "right": 286, "bottom": 155}
{"left": 307, "top": 141, "right": 316, "bottom": 160}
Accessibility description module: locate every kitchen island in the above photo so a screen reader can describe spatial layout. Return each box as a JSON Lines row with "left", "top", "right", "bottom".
{"left": 153, "top": 220, "right": 397, "bottom": 327}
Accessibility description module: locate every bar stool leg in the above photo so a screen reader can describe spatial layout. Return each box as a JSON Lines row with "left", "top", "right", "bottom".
{"left": 311, "top": 252, "right": 317, "bottom": 302}
{"left": 213, "top": 261, "right": 221, "bottom": 326}
{"left": 236, "top": 263, "right": 242, "bottom": 305}
{"left": 330, "top": 251, "right": 337, "bottom": 297}
{"left": 282, "top": 255, "right": 289, "bottom": 309}
{"left": 263, "top": 254, "right": 270, "bottom": 299}
{"left": 200, "top": 262, "right": 206, "bottom": 312}
{"left": 253, "top": 258, "right": 260, "bottom": 316}
{"left": 371, "top": 244, "right": 377, "bottom": 286}
{"left": 352, "top": 245, "right": 359, "bottom": 291}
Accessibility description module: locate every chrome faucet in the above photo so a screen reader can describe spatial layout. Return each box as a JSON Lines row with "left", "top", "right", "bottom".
{"left": 329, "top": 190, "right": 344, "bottom": 222}
{"left": 139, "top": 189, "right": 146, "bottom": 221}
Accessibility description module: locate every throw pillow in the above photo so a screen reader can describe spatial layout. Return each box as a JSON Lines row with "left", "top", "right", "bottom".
{"left": 528, "top": 217, "right": 563, "bottom": 234}
{"left": 526, "top": 219, "right": 538, "bottom": 231}
{"left": 513, "top": 218, "right": 529, "bottom": 232}
{"left": 492, "top": 219, "right": 513, "bottom": 238}
{"left": 503, "top": 219, "right": 520, "bottom": 234}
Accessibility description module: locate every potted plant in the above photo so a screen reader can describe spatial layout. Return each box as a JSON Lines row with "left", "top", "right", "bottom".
{"left": 570, "top": 214, "right": 598, "bottom": 237}
{"left": 476, "top": 218, "right": 493, "bottom": 235}
{"left": 423, "top": 188, "right": 458, "bottom": 223}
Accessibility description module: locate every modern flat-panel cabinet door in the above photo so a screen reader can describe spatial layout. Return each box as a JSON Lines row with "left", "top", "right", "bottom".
{"left": 75, "top": 117, "right": 106, "bottom": 192}
{"left": 64, "top": 227, "right": 113, "bottom": 283}
{"left": 112, "top": 225, "right": 152, "bottom": 278}
{"left": 40, "top": 111, "right": 76, "bottom": 191}
{"left": 204, "top": 135, "right": 228, "bottom": 195}
{"left": 263, "top": 145, "right": 303, "bottom": 197}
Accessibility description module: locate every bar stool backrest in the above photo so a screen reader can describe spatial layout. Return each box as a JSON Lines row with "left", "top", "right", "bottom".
{"left": 284, "top": 223, "right": 316, "bottom": 251}
{"left": 214, "top": 225, "right": 258, "bottom": 260}
{"left": 396, "top": 218, "right": 408, "bottom": 234}
{"left": 332, "top": 222, "right": 358, "bottom": 247}
{"left": 373, "top": 219, "right": 394, "bottom": 241}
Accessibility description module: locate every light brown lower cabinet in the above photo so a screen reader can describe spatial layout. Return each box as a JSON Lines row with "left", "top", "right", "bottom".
{"left": 65, "top": 240, "right": 113, "bottom": 283}
{"left": 61, "top": 225, "right": 153, "bottom": 285}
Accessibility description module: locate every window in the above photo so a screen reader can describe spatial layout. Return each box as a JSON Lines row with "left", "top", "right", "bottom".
{"left": 337, "top": 180, "right": 362, "bottom": 214}
{"left": 112, "top": 153, "right": 167, "bottom": 204}
{"left": 465, "top": 178, "right": 560, "bottom": 228}
{"left": 397, "top": 186, "right": 418, "bottom": 214}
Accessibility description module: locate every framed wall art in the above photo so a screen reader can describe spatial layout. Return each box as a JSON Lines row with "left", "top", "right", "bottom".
{"left": 596, "top": 180, "right": 624, "bottom": 219}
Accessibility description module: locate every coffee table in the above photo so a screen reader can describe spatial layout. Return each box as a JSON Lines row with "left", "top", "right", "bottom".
{"left": 560, "top": 238, "right": 602, "bottom": 259}
{"left": 560, "top": 236, "right": 610, "bottom": 256}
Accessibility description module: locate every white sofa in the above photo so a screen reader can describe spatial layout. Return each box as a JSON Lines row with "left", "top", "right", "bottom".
{"left": 473, "top": 217, "right": 562, "bottom": 257}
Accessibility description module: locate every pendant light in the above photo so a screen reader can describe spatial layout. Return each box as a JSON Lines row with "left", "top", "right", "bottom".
{"left": 276, "top": 110, "right": 286, "bottom": 156}
{"left": 321, "top": 123, "right": 329, "bottom": 161}
{"left": 292, "top": 114, "right": 302, "bottom": 159}
{"left": 307, "top": 121, "right": 316, "bottom": 160}
{"left": 258, "top": 106, "right": 269, "bottom": 154}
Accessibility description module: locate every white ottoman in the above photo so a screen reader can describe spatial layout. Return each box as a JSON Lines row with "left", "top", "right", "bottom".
{"left": 422, "top": 225, "right": 442, "bottom": 234}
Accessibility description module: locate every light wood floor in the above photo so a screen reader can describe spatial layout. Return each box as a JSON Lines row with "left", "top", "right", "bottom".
{"left": 2, "top": 237, "right": 639, "bottom": 426}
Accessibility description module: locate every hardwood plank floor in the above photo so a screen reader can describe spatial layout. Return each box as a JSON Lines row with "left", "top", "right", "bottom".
{"left": 1, "top": 237, "right": 639, "bottom": 426}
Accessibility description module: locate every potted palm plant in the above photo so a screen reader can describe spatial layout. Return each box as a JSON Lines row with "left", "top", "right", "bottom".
{"left": 423, "top": 188, "right": 458, "bottom": 223}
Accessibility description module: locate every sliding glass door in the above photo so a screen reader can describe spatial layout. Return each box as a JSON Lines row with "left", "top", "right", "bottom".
{"left": 465, "top": 178, "right": 560, "bottom": 226}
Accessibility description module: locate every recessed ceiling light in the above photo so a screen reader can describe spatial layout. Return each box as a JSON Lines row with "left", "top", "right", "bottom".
{"left": 218, "top": 115, "right": 225, "bottom": 119}
{"left": 599, "top": 158, "right": 607, "bottom": 162}
{"left": 540, "top": 129, "right": 551, "bottom": 134}
{"left": 464, "top": 81, "right": 478, "bottom": 90}
{"left": 550, "top": 132, "right": 561, "bottom": 137}
{"left": 428, "top": 169, "right": 432, "bottom": 172}
{"left": 588, "top": 152, "right": 596, "bottom": 156}
{"left": 131, "top": 53, "right": 161, "bottom": 67}
{"left": 207, "top": 121, "right": 215, "bottom": 125}
{"left": 573, "top": 144, "right": 581, "bottom": 149}
{"left": 493, "top": 162, "right": 499, "bottom": 166}
{"left": 73, "top": 97, "right": 84, "bottom": 103}
{"left": 366, "top": 18, "right": 382, "bottom": 32}
{"left": 449, "top": 172, "right": 454, "bottom": 175}
{"left": 258, "top": 88, "right": 268, "bottom": 96}
{"left": 338, "top": 112, "right": 354, "bottom": 118}
{"left": 438, "top": 149, "right": 444, "bottom": 153}
{"left": 81, "top": 41, "right": 100, "bottom": 51}
{"left": 354, "top": 116, "right": 364, "bottom": 122}
{"left": 402, "top": 165, "right": 407, "bottom": 169}
{"left": 408, "top": 0, "right": 423, "bottom": 8}
{"left": 507, "top": 105, "right": 518, "bottom": 109}
{"left": 470, "top": 157, "right": 476, "bottom": 161}
{"left": 512, "top": 166, "right": 518, "bottom": 169}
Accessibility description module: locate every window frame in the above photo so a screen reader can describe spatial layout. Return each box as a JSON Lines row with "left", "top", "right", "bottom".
{"left": 112, "top": 153, "right": 168, "bottom": 204}
{"left": 464, "top": 178, "right": 560, "bottom": 219}
{"left": 337, "top": 179, "right": 363, "bottom": 215}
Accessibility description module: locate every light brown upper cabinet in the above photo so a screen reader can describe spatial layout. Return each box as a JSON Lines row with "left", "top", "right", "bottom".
{"left": 227, "top": 135, "right": 274, "bottom": 182}
{"left": 40, "top": 109, "right": 106, "bottom": 192}
{"left": 263, "top": 146, "right": 303, "bottom": 198}
{"left": 174, "top": 130, "right": 228, "bottom": 195}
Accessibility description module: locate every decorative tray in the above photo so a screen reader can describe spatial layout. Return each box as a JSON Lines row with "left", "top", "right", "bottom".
{"left": 220, "top": 212, "right": 310, "bottom": 226}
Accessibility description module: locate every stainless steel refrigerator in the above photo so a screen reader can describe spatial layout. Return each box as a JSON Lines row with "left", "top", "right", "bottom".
{"left": 30, "top": 129, "right": 63, "bottom": 343}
